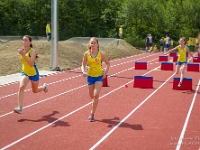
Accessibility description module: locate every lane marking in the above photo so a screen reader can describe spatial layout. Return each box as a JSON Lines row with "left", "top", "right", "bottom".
{"left": 1, "top": 53, "right": 197, "bottom": 149}
{"left": 0, "top": 63, "right": 161, "bottom": 150}
{"left": 90, "top": 55, "right": 197, "bottom": 150}
{"left": 89, "top": 73, "right": 176, "bottom": 150}
{"left": 176, "top": 79, "right": 200, "bottom": 150}
{"left": 0, "top": 57, "right": 159, "bottom": 119}
{"left": 0, "top": 53, "right": 158, "bottom": 100}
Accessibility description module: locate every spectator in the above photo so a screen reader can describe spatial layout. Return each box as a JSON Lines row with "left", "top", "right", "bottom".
{"left": 46, "top": 22, "right": 51, "bottom": 41}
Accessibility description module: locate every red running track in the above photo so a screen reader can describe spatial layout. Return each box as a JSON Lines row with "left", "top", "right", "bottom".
{"left": 0, "top": 52, "right": 200, "bottom": 150}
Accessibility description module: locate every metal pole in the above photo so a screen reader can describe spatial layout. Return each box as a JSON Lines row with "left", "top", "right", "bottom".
{"left": 50, "top": 0, "right": 59, "bottom": 71}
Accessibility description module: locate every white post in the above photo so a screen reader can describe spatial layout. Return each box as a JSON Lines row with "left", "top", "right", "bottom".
{"left": 50, "top": 0, "right": 59, "bottom": 71}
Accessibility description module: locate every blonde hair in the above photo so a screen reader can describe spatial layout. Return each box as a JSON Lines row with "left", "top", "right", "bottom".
{"left": 87, "top": 37, "right": 99, "bottom": 50}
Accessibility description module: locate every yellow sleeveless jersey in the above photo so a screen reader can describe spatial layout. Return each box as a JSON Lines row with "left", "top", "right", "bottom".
{"left": 46, "top": 25, "right": 51, "bottom": 33}
{"left": 177, "top": 46, "right": 187, "bottom": 62}
{"left": 119, "top": 27, "right": 123, "bottom": 34}
{"left": 20, "top": 48, "right": 37, "bottom": 76}
{"left": 87, "top": 51, "right": 103, "bottom": 77}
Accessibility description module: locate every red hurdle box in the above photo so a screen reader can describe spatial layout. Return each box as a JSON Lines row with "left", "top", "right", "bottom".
{"left": 133, "top": 76, "right": 153, "bottom": 88}
{"left": 159, "top": 56, "right": 168, "bottom": 62}
{"left": 173, "top": 56, "right": 178, "bottom": 62}
{"left": 173, "top": 77, "right": 192, "bottom": 90}
{"left": 187, "top": 63, "right": 199, "bottom": 72}
{"left": 161, "top": 62, "right": 173, "bottom": 71}
{"left": 193, "top": 57, "right": 200, "bottom": 63}
{"left": 103, "top": 75, "right": 108, "bottom": 87}
{"left": 135, "top": 62, "right": 147, "bottom": 70}
{"left": 169, "top": 52, "right": 177, "bottom": 57}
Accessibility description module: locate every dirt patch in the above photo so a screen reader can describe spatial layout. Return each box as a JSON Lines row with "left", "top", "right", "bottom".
{"left": 0, "top": 38, "right": 143, "bottom": 76}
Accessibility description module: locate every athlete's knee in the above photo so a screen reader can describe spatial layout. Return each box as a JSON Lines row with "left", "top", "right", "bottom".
{"left": 180, "top": 66, "right": 185, "bottom": 72}
{"left": 90, "top": 95, "right": 94, "bottom": 99}
{"left": 94, "top": 93, "right": 99, "bottom": 99}
{"left": 89, "top": 93, "right": 94, "bottom": 99}
{"left": 32, "top": 88, "right": 38, "bottom": 93}
{"left": 19, "top": 85, "right": 26, "bottom": 91}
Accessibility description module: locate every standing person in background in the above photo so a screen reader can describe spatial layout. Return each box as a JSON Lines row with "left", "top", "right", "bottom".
{"left": 145, "top": 34, "right": 153, "bottom": 52}
{"left": 14, "top": 35, "right": 48, "bottom": 114}
{"left": 81, "top": 37, "right": 110, "bottom": 122}
{"left": 153, "top": 45, "right": 157, "bottom": 53}
{"left": 164, "top": 35, "right": 170, "bottom": 52}
{"left": 164, "top": 37, "right": 195, "bottom": 88}
{"left": 170, "top": 39, "right": 174, "bottom": 50}
{"left": 159, "top": 37, "right": 164, "bottom": 52}
{"left": 46, "top": 22, "right": 51, "bottom": 41}
{"left": 119, "top": 25, "right": 123, "bottom": 39}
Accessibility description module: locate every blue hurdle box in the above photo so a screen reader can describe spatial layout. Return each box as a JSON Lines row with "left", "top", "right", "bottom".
{"left": 193, "top": 57, "right": 200, "bottom": 63}
{"left": 169, "top": 52, "right": 177, "bottom": 57}
{"left": 161, "top": 62, "right": 173, "bottom": 71}
{"left": 187, "top": 63, "right": 199, "bottom": 72}
{"left": 173, "top": 77, "right": 192, "bottom": 90}
{"left": 173, "top": 56, "right": 178, "bottom": 62}
{"left": 135, "top": 62, "right": 147, "bottom": 70}
{"left": 159, "top": 56, "right": 168, "bottom": 62}
{"left": 133, "top": 76, "right": 153, "bottom": 88}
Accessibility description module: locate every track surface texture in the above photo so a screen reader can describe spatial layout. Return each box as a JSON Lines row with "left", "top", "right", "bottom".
{"left": 0, "top": 52, "right": 200, "bottom": 150}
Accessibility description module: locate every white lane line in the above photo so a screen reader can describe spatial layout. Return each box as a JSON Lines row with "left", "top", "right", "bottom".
{"left": 89, "top": 72, "right": 176, "bottom": 150}
{"left": 0, "top": 63, "right": 160, "bottom": 150}
{"left": 0, "top": 65, "right": 136, "bottom": 119}
{"left": 0, "top": 53, "right": 158, "bottom": 100}
{"left": 0, "top": 57, "right": 159, "bottom": 119}
{"left": 0, "top": 84, "right": 87, "bottom": 118}
{"left": 0, "top": 74, "right": 82, "bottom": 100}
{"left": 176, "top": 79, "right": 200, "bottom": 150}
{"left": 89, "top": 54, "right": 197, "bottom": 150}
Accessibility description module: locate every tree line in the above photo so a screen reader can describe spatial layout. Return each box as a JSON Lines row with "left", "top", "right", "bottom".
{"left": 0, "top": 0, "right": 200, "bottom": 46}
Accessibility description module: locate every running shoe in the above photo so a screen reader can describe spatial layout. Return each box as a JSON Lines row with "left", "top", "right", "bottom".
{"left": 14, "top": 106, "right": 22, "bottom": 114}
{"left": 88, "top": 114, "right": 95, "bottom": 122}
{"left": 178, "top": 82, "right": 182, "bottom": 88}
{"left": 43, "top": 83, "right": 48, "bottom": 93}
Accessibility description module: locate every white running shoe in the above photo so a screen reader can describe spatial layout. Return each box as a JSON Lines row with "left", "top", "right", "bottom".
{"left": 43, "top": 83, "right": 48, "bottom": 93}
{"left": 14, "top": 106, "right": 22, "bottom": 114}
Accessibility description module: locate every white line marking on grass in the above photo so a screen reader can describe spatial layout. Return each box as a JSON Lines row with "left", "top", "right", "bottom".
{"left": 0, "top": 63, "right": 160, "bottom": 150}
{"left": 89, "top": 72, "right": 176, "bottom": 150}
{"left": 176, "top": 79, "right": 200, "bottom": 150}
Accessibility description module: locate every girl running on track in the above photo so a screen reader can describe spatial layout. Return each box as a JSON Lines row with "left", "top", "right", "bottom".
{"left": 164, "top": 37, "right": 195, "bottom": 87}
{"left": 81, "top": 37, "right": 110, "bottom": 122}
{"left": 14, "top": 35, "right": 48, "bottom": 114}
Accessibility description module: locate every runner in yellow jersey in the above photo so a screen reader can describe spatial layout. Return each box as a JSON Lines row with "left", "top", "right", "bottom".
{"left": 14, "top": 35, "right": 48, "bottom": 114}
{"left": 165, "top": 37, "right": 195, "bottom": 87}
{"left": 81, "top": 37, "right": 110, "bottom": 122}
